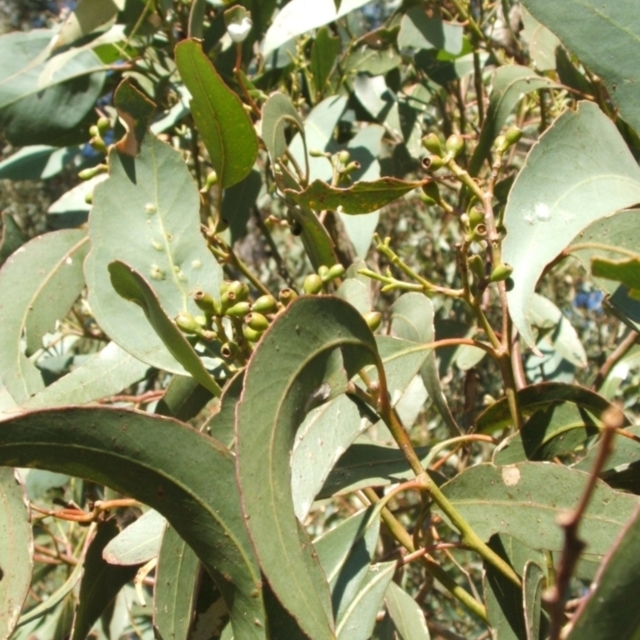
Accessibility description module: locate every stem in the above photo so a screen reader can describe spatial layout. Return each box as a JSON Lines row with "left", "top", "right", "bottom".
{"left": 374, "top": 359, "right": 522, "bottom": 587}
{"left": 545, "top": 407, "right": 622, "bottom": 640}
{"left": 592, "top": 329, "right": 639, "bottom": 390}
{"left": 361, "top": 487, "right": 489, "bottom": 622}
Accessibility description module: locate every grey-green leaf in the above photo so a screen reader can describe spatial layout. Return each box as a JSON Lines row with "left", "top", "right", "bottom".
{"left": 384, "top": 582, "right": 430, "bottom": 640}
{"left": 0, "top": 467, "right": 32, "bottom": 640}
{"left": 84, "top": 133, "right": 223, "bottom": 374}
{"left": 335, "top": 562, "right": 396, "bottom": 640}
{"left": 440, "top": 462, "right": 639, "bottom": 563}
{"left": 108, "top": 261, "right": 221, "bottom": 396}
{"left": 503, "top": 101, "right": 640, "bottom": 349}
{"left": 565, "top": 505, "right": 640, "bottom": 640}
{"left": 154, "top": 525, "right": 201, "bottom": 640}
{"left": 522, "top": 0, "right": 640, "bottom": 135}
{"left": 175, "top": 40, "right": 258, "bottom": 189}
{"left": 523, "top": 561, "right": 544, "bottom": 640}
{"left": 469, "top": 66, "right": 558, "bottom": 176}
{"left": 24, "top": 342, "right": 150, "bottom": 410}
{"left": 236, "top": 296, "right": 382, "bottom": 640}
{"left": 103, "top": 509, "right": 166, "bottom": 566}
{"left": 0, "top": 407, "right": 265, "bottom": 639}
{"left": 0, "top": 229, "right": 89, "bottom": 404}
{"left": 70, "top": 520, "right": 139, "bottom": 640}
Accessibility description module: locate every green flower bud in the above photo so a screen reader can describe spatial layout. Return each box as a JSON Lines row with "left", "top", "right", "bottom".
{"left": 445, "top": 133, "right": 465, "bottom": 157}
{"left": 84, "top": 192, "right": 93, "bottom": 205}
{"left": 318, "top": 265, "right": 329, "bottom": 280}
{"left": 338, "top": 150, "right": 350, "bottom": 164}
{"left": 219, "top": 280, "right": 231, "bottom": 295}
{"left": 97, "top": 116, "right": 110, "bottom": 135}
{"left": 421, "top": 133, "right": 443, "bottom": 155}
{"left": 504, "top": 126, "right": 523, "bottom": 146}
{"left": 226, "top": 301, "right": 251, "bottom": 318}
{"left": 78, "top": 164, "right": 108, "bottom": 180}
{"left": 228, "top": 280, "right": 250, "bottom": 302}
{"left": 89, "top": 125, "right": 100, "bottom": 137}
{"left": 303, "top": 273, "right": 324, "bottom": 294}
{"left": 421, "top": 181, "right": 441, "bottom": 204}
{"left": 175, "top": 311, "right": 202, "bottom": 335}
{"left": 364, "top": 311, "right": 382, "bottom": 331}
{"left": 244, "top": 325, "right": 263, "bottom": 342}
{"left": 468, "top": 207, "right": 485, "bottom": 229}
{"left": 279, "top": 288, "right": 298, "bottom": 306}
{"left": 252, "top": 294, "right": 278, "bottom": 314}
{"left": 325, "top": 263, "right": 346, "bottom": 282}
{"left": 245, "top": 311, "right": 269, "bottom": 331}
{"left": 468, "top": 254, "right": 486, "bottom": 282}
{"left": 489, "top": 263, "right": 513, "bottom": 282}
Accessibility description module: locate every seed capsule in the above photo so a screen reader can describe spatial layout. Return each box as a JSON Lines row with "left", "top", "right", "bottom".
{"left": 226, "top": 301, "right": 251, "bottom": 318}
{"left": 252, "top": 294, "right": 278, "bottom": 314}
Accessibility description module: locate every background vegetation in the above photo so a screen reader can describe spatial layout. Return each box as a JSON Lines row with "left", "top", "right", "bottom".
{"left": 2, "top": 1, "right": 640, "bottom": 639}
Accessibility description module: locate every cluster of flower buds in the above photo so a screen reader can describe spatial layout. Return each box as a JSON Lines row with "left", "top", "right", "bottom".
{"left": 421, "top": 132, "right": 465, "bottom": 172}
{"left": 302, "top": 263, "right": 346, "bottom": 294}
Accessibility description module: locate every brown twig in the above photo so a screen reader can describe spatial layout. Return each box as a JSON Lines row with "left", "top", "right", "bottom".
{"left": 592, "top": 329, "right": 639, "bottom": 391}
{"left": 544, "top": 406, "right": 623, "bottom": 639}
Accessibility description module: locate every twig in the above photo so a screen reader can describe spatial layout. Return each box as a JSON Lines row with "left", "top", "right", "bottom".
{"left": 592, "top": 329, "right": 639, "bottom": 391}
{"left": 544, "top": 406, "right": 623, "bottom": 639}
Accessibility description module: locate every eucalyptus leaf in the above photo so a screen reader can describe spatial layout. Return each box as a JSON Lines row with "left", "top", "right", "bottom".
{"left": 175, "top": 40, "right": 258, "bottom": 189}
{"left": 108, "top": 261, "right": 221, "bottom": 396}
{"left": 0, "top": 467, "right": 32, "bottom": 640}
{"left": 70, "top": 520, "right": 139, "bottom": 640}
{"left": 0, "top": 145, "right": 79, "bottom": 181}
{"left": 84, "top": 133, "right": 223, "bottom": 374}
{"left": 384, "top": 582, "right": 430, "bottom": 640}
{"left": 565, "top": 505, "right": 640, "bottom": 640}
{"left": 523, "top": 561, "right": 544, "bottom": 640}
{"left": 0, "top": 212, "right": 27, "bottom": 267}
{"left": 398, "top": 9, "right": 463, "bottom": 55}
{"left": 335, "top": 562, "right": 396, "bottom": 640}
{"left": 522, "top": 0, "right": 640, "bottom": 135}
{"left": 23, "top": 342, "right": 150, "bottom": 410}
{"left": 103, "top": 509, "right": 166, "bottom": 566}
{"left": 236, "top": 296, "right": 382, "bottom": 640}
{"left": 503, "top": 101, "right": 640, "bottom": 348}
{"left": 154, "top": 525, "right": 201, "bottom": 640}
{"left": 0, "top": 229, "right": 89, "bottom": 404}
{"left": 440, "top": 462, "right": 640, "bottom": 563}
{"left": 469, "top": 66, "right": 558, "bottom": 176}
{"left": 286, "top": 177, "right": 423, "bottom": 214}
{"left": 0, "top": 29, "right": 105, "bottom": 145}
{"left": 261, "top": 92, "right": 306, "bottom": 164}
{"left": 0, "top": 406, "right": 266, "bottom": 639}
{"left": 262, "top": 0, "right": 373, "bottom": 56}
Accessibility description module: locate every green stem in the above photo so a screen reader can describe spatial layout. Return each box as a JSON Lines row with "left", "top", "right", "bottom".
{"left": 361, "top": 488, "right": 489, "bottom": 622}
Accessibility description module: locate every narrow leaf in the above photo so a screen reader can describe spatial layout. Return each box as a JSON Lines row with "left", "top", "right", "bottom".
{"left": 469, "top": 66, "right": 558, "bottom": 176}
{"left": 0, "top": 230, "right": 89, "bottom": 404}
{"left": 398, "top": 9, "right": 463, "bottom": 54}
{"left": 262, "top": 0, "right": 372, "bottom": 56}
{"left": 175, "top": 40, "right": 258, "bottom": 189}
{"left": 0, "top": 407, "right": 266, "bottom": 639}
{"left": 0, "top": 212, "right": 27, "bottom": 267}
{"left": 154, "top": 525, "right": 201, "bottom": 640}
{"left": 384, "top": 582, "right": 430, "bottom": 640}
{"left": 70, "top": 520, "right": 139, "bottom": 640}
{"left": 261, "top": 92, "right": 305, "bottom": 163}
{"left": 236, "top": 296, "right": 382, "bottom": 640}
{"left": 0, "top": 468, "right": 32, "bottom": 640}
{"left": 335, "top": 562, "right": 396, "bottom": 640}
{"left": 503, "top": 101, "right": 640, "bottom": 348}
{"left": 592, "top": 256, "right": 640, "bottom": 297}
{"left": 24, "top": 342, "right": 150, "bottom": 410}
{"left": 108, "top": 261, "right": 221, "bottom": 396}
{"left": 475, "top": 382, "right": 627, "bottom": 434}
{"left": 523, "top": 561, "right": 544, "bottom": 640}
{"left": 286, "top": 178, "right": 423, "bottom": 214}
